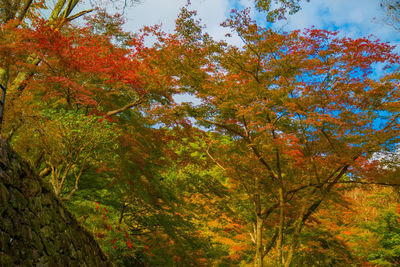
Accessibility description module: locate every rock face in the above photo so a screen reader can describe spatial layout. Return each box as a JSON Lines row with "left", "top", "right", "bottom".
{"left": 0, "top": 139, "right": 110, "bottom": 266}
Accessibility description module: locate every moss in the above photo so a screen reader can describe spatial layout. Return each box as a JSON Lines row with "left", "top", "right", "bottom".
{"left": 0, "top": 231, "right": 10, "bottom": 250}
{"left": 38, "top": 211, "right": 52, "bottom": 226}
{"left": 21, "top": 224, "right": 33, "bottom": 241}
{"left": 42, "top": 192, "right": 53, "bottom": 206}
{"left": 42, "top": 235, "right": 56, "bottom": 256}
{"left": 22, "top": 178, "right": 41, "bottom": 197}
{"left": 0, "top": 182, "right": 8, "bottom": 214}
{"left": 0, "top": 252, "right": 13, "bottom": 266}
{"left": 0, "top": 172, "right": 12, "bottom": 185}
{"left": 31, "top": 195, "right": 43, "bottom": 212}
{"left": 69, "top": 243, "right": 78, "bottom": 259}
{"left": 30, "top": 213, "right": 41, "bottom": 230}
{"left": 31, "top": 231, "right": 44, "bottom": 251}
{"left": 1, "top": 216, "right": 13, "bottom": 234}
{"left": 10, "top": 188, "right": 27, "bottom": 209}
{"left": 37, "top": 256, "right": 50, "bottom": 267}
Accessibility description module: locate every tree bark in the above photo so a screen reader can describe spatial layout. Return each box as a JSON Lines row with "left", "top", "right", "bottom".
{"left": 284, "top": 206, "right": 306, "bottom": 267}
{"left": 254, "top": 174, "right": 263, "bottom": 267}
{"left": 106, "top": 95, "right": 145, "bottom": 116}
{"left": 255, "top": 215, "right": 263, "bottom": 267}
{"left": 277, "top": 186, "right": 285, "bottom": 266}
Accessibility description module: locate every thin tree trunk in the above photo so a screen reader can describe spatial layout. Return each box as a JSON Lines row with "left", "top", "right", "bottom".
{"left": 284, "top": 214, "right": 303, "bottom": 267}
{"left": 277, "top": 186, "right": 285, "bottom": 266}
{"left": 117, "top": 202, "right": 128, "bottom": 230}
{"left": 284, "top": 204, "right": 308, "bottom": 267}
{"left": 255, "top": 215, "right": 263, "bottom": 267}
{"left": 254, "top": 174, "right": 263, "bottom": 267}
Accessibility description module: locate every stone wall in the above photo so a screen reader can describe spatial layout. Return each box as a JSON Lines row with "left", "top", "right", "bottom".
{"left": 0, "top": 139, "right": 111, "bottom": 266}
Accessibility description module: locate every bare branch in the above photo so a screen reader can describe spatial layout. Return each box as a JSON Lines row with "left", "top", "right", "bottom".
{"left": 66, "top": 9, "right": 93, "bottom": 22}
{"left": 205, "top": 145, "right": 226, "bottom": 171}
{"left": 106, "top": 95, "right": 146, "bottom": 116}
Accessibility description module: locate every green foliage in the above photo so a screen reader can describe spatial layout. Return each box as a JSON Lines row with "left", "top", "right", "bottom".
{"left": 365, "top": 207, "right": 400, "bottom": 266}
{"left": 254, "top": 0, "right": 309, "bottom": 21}
{"left": 41, "top": 108, "right": 118, "bottom": 153}
{"left": 38, "top": 109, "right": 119, "bottom": 198}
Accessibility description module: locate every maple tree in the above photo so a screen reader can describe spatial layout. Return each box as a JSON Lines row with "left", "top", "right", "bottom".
{"left": 0, "top": 0, "right": 179, "bottom": 199}
{"left": 160, "top": 8, "right": 400, "bottom": 266}
{"left": 0, "top": 0, "right": 93, "bottom": 123}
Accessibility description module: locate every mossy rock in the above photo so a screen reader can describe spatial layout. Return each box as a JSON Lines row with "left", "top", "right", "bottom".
{"left": 0, "top": 139, "right": 111, "bottom": 266}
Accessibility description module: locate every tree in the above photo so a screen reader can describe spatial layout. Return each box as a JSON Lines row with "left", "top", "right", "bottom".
{"left": 0, "top": 0, "right": 93, "bottom": 127}
{"left": 3, "top": 2, "right": 178, "bottom": 200}
{"left": 4, "top": 1, "right": 400, "bottom": 266}
{"left": 253, "top": 0, "right": 309, "bottom": 22}
{"left": 38, "top": 109, "right": 118, "bottom": 199}
{"left": 166, "top": 9, "right": 400, "bottom": 267}
{"left": 381, "top": 0, "right": 400, "bottom": 31}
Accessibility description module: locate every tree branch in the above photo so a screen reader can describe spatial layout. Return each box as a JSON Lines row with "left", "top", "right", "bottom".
{"left": 66, "top": 9, "right": 93, "bottom": 22}
{"left": 202, "top": 118, "right": 278, "bottom": 181}
{"left": 106, "top": 95, "right": 146, "bottom": 116}
{"left": 205, "top": 145, "right": 226, "bottom": 171}
{"left": 17, "top": 0, "right": 33, "bottom": 21}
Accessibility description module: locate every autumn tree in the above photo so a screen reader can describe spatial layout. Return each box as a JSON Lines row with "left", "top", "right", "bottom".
{"left": 349, "top": 188, "right": 400, "bottom": 266}
{"left": 163, "top": 8, "right": 400, "bottom": 266}
{"left": 0, "top": 2, "right": 212, "bottom": 264}
{"left": 0, "top": 0, "right": 181, "bottom": 199}
{"left": 0, "top": 0, "right": 95, "bottom": 125}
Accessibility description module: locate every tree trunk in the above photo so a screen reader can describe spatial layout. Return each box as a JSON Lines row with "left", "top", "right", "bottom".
{"left": 284, "top": 205, "right": 306, "bottom": 267}
{"left": 277, "top": 186, "right": 285, "bottom": 266}
{"left": 254, "top": 174, "right": 263, "bottom": 267}
{"left": 255, "top": 215, "right": 263, "bottom": 267}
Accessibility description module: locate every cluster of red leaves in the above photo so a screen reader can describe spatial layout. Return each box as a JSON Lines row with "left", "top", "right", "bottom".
{"left": 93, "top": 202, "right": 134, "bottom": 252}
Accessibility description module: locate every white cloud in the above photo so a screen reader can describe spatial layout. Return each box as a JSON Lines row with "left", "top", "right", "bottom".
{"left": 121, "top": 0, "right": 247, "bottom": 46}
{"left": 117, "top": 0, "right": 400, "bottom": 53}
{"left": 123, "top": 0, "right": 186, "bottom": 32}
{"left": 123, "top": 0, "right": 230, "bottom": 37}
{"left": 275, "top": 0, "right": 400, "bottom": 44}
{"left": 121, "top": 0, "right": 400, "bottom": 47}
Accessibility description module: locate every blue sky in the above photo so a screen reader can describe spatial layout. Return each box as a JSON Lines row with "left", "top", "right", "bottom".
{"left": 120, "top": 0, "right": 400, "bottom": 50}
